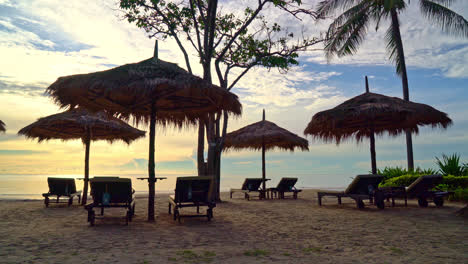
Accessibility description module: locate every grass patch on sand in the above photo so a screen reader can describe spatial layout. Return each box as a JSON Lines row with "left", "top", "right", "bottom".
{"left": 302, "top": 247, "right": 321, "bottom": 254}
{"left": 389, "top": 247, "right": 404, "bottom": 255}
{"left": 170, "top": 250, "right": 216, "bottom": 263}
{"left": 243, "top": 249, "right": 269, "bottom": 257}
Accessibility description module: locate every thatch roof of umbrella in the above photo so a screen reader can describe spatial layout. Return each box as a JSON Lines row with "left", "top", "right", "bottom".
{"left": 224, "top": 116, "right": 309, "bottom": 152}
{"left": 304, "top": 92, "right": 452, "bottom": 144}
{"left": 46, "top": 58, "right": 242, "bottom": 126}
{"left": 304, "top": 77, "right": 452, "bottom": 175}
{"left": 0, "top": 120, "right": 5, "bottom": 133}
{"left": 18, "top": 108, "right": 145, "bottom": 144}
{"left": 18, "top": 108, "right": 145, "bottom": 205}
{"left": 224, "top": 110, "right": 308, "bottom": 198}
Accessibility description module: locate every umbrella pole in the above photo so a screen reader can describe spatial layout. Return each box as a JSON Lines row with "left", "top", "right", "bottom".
{"left": 262, "top": 136, "right": 266, "bottom": 199}
{"left": 148, "top": 105, "right": 156, "bottom": 222}
{"left": 81, "top": 133, "right": 90, "bottom": 205}
{"left": 370, "top": 130, "right": 377, "bottom": 174}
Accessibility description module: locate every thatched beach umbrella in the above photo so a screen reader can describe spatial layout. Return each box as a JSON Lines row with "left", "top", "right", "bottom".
{"left": 18, "top": 108, "right": 145, "bottom": 205}
{"left": 224, "top": 110, "right": 309, "bottom": 197}
{"left": 304, "top": 76, "right": 452, "bottom": 174}
{"left": 46, "top": 43, "right": 242, "bottom": 221}
{"left": 0, "top": 120, "right": 5, "bottom": 133}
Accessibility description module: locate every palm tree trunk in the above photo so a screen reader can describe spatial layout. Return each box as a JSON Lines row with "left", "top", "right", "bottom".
{"left": 147, "top": 104, "right": 156, "bottom": 222}
{"left": 81, "top": 132, "right": 90, "bottom": 205}
{"left": 391, "top": 8, "right": 414, "bottom": 171}
{"left": 197, "top": 120, "right": 206, "bottom": 176}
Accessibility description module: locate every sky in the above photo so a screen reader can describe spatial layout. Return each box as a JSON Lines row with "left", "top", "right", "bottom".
{"left": 0, "top": 0, "right": 467, "bottom": 190}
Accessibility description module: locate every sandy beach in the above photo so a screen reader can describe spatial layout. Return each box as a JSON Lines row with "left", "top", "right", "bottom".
{"left": 0, "top": 189, "right": 466, "bottom": 264}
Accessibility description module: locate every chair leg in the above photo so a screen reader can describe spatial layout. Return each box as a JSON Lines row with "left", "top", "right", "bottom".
{"left": 78, "top": 195, "right": 81, "bottom": 204}
{"left": 168, "top": 203, "right": 172, "bottom": 214}
{"left": 101, "top": 207, "right": 104, "bottom": 216}
{"left": 338, "top": 196, "right": 342, "bottom": 205}
{"left": 44, "top": 197, "right": 49, "bottom": 207}
{"left": 318, "top": 194, "right": 322, "bottom": 206}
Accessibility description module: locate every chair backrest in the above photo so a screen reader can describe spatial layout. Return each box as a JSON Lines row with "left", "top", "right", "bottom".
{"left": 276, "top": 177, "right": 298, "bottom": 191}
{"left": 90, "top": 177, "right": 133, "bottom": 204}
{"left": 47, "top": 177, "right": 77, "bottom": 196}
{"left": 174, "top": 176, "right": 212, "bottom": 203}
{"left": 345, "top": 174, "right": 383, "bottom": 195}
{"left": 240, "top": 178, "right": 264, "bottom": 191}
{"left": 406, "top": 175, "right": 443, "bottom": 195}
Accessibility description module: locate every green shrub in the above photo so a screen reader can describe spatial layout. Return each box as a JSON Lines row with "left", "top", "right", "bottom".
{"left": 435, "top": 153, "right": 467, "bottom": 176}
{"left": 380, "top": 174, "right": 468, "bottom": 189}
{"left": 376, "top": 167, "right": 409, "bottom": 180}
{"left": 379, "top": 174, "right": 420, "bottom": 187}
{"left": 441, "top": 175, "right": 468, "bottom": 189}
{"left": 447, "top": 188, "right": 468, "bottom": 202}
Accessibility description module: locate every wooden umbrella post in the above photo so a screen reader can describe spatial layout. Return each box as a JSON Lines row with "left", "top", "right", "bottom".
{"left": 148, "top": 104, "right": 156, "bottom": 222}
{"left": 81, "top": 129, "right": 91, "bottom": 205}
{"left": 370, "top": 129, "right": 377, "bottom": 174}
{"left": 261, "top": 109, "right": 266, "bottom": 199}
{"left": 365, "top": 77, "right": 377, "bottom": 174}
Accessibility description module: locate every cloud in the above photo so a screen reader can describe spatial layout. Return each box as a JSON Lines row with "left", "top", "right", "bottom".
{"left": 232, "top": 161, "right": 253, "bottom": 165}
{"left": 0, "top": 149, "right": 48, "bottom": 155}
{"left": 233, "top": 65, "right": 342, "bottom": 108}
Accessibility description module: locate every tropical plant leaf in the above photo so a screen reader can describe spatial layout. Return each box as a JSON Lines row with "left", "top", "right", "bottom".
{"left": 420, "top": 0, "right": 468, "bottom": 38}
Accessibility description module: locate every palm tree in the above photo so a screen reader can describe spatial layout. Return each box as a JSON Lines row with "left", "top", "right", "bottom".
{"left": 316, "top": 0, "right": 468, "bottom": 170}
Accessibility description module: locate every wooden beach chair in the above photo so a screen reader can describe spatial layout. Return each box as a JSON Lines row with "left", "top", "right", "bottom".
{"left": 85, "top": 177, "right": 135, "bottom": 226}
{"left": 229, "top": 178, "right": 270, "bottom": 200}
{"left": 267, "top": 177, "right": 302, "bottom": 199}
{"left": 317, "top": 174, "right": 385, "bottom": 209}
{"left": 381, "top": 175, "right": 451, "bottom": 207}
{"left": 42, "top": 177, "right": 81, "bottom": 207}
{"left": 168, "top": 176, "right": 215, "bottom": 223}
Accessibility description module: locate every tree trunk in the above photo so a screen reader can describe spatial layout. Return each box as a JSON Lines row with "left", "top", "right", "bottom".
{"left": 147, "top": 105, "right": 156, "bottom": 222}
{"left": 391, "top": 8, "right": 414, "bottom": 171}
{"left": 370, "top": 129, "right": 377, "bottom": 174}
{"left": 197, "top": 119, "right": 206, "bottom": 176}
{"left": 81, "top": 133, "right": 90, "bottom": 206}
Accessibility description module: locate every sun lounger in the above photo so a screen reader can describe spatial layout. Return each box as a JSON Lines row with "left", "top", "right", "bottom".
{"left": 267, "top": 177, "right": 302, "bottom": 199}
{"left": 42, "top": 177, "right": 81, "bottom": 207}
{"left": 381, "top": 175, "right": 451, "bottom": 207}
{"left": 317, "top": 174, "right": 385, "bottom": 209}
{"left": 229, "top": 178, "right": 270, "bottom": 200}
{"left": 85, "top": 177, "right": 135, "bottom": 226}
{"left": 168, "top": 176, "right": 215, "bottom": 223}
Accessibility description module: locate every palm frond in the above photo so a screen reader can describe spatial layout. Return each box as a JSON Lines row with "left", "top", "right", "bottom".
{"left": 420, "top": 0, "right": 468, "bottom": 38}
{"left": 385, "top": 11, "right": 405, "bottom": 76}
{"left": 316, "top": 0, "right": 365, "bottom": 19}
{"left": 423, "top": 0, "right": 455, "bottom": 6}
{"left": 324, "top": 1, "right": 373, "bottom": 60}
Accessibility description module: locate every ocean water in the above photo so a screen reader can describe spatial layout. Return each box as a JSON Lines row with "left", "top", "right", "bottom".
{"left": 0, "top": 174, "right": 346, "bottom": 200}
{"left": 0, "top": 174, "right": 180, "bottom": 200}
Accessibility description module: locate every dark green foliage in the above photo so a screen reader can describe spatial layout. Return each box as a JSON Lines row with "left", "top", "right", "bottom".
{"left": 377, "top": 166, "right": 409, "bottom": 180}
{"left": 376, "top": 166, "right": 437, "bottom": 182}
{"left": 441, "top": 175, "right": 468, "bottom": 189}
{"left": 447, "top": 188, "right": 468, "bottom": 202}
{"left": 379, "top": 174, "right": 420, "bottom": 187}
{"left": 380, "top": 174, "right": 468, "bottom": 190}
{"left": 435, "top": 153, "right": 467, "bottom": 176}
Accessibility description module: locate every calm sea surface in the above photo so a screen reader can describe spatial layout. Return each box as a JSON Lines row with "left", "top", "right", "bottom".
{"left": 0, "top": 174, "right": 345, "bottom": 200}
